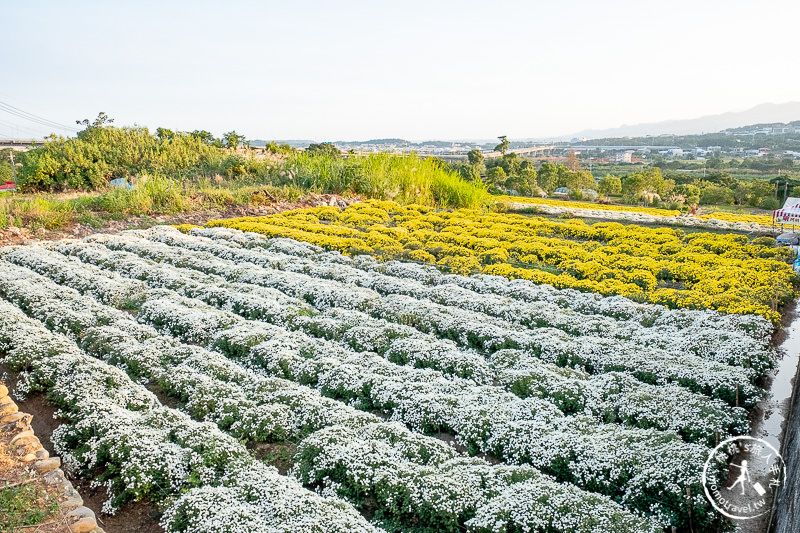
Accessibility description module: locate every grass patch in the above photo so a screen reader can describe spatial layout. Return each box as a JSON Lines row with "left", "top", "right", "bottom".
{"left": 0, "top": 178, "right": 309, "bottom": 232}
{"left": 0, "top": 484, "right": 59, "bottom": 530}
{"left": 0, "top": 153, "right": 487, "bottom": 233}
{"left": 283, "top": 153, "right": 488, "bottom": 209}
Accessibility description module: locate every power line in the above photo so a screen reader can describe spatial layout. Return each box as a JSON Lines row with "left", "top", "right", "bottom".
{"left": 0, "top": 100, "right": 78, "bottom": 133}
{"left": 0, "top": 118, "right": 47, "bottom": 138}
{"left": 0, "top": 100, "right": 76, "bottom": 130}
{"left": 0, "top": 107, "right": 74, "bottom": 133}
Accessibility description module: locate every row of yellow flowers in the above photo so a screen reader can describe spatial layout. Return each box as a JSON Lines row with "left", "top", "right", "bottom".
{"left": 497, "top": 195, "right": 775, "bottom": 226}
{"left": 206, "top": 200, "right": 797, "bottom": 321}
{"left": 696, "top": 211, "right": 774, "bottom": 225}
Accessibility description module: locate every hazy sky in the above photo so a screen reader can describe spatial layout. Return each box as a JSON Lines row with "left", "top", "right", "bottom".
{"left": 2, "top": 0, "right": 798, "bottom": 141}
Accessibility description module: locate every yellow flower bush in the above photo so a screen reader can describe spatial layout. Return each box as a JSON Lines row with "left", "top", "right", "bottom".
{"left": 207, "top": 200, "right": 797, "bottom": 321}
{"left": 173, "top": 224, "right": 201, "bottom": 234}
{"left": 697, "top": 212, "right": 774, "bottom": 225}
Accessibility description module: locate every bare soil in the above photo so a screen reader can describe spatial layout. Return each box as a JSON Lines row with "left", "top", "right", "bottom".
{"left": 2, "top": 371, "right": 164, "bottom": 533}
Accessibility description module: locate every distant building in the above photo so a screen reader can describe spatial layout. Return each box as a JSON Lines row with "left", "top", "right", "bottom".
{"left": 614, "top": 151, "right": 633, "bottom": 163}
{"left": 667, "top": 148, "right": 683, "bottom": 157}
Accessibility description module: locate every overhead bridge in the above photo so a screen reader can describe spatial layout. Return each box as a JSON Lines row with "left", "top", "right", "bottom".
{"left": 0, "top": 139, "right": 48, "bottom": 151}
{"left": 482, "top": 145, "right": 556, "bottom": 158}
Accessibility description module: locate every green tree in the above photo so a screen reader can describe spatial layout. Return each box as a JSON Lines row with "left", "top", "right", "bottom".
{"left": 487, "top": 166, "right": 507, "bottom": 188}
{"left": 306, "top": 143, "right": 342, "bottom": 157}
{"left": 748, "top": 180, "right": 774, "bottom": 207}
{"left": 0, "top": 149, "right": 14, "bottom": 183}
{"left": 501, "top": 153, "right": 521, "bottom": 177}
{"left": 598, "top": 175, "right": 622, "bottom": 197}
{"left": 621, "top": 167, "right": 670, "bottom": 204}
{"left": 564, "top": 170, "right": 595, "bottom": 191}
{"left": 190, "top": 130, "right": 221, "bottom": 147}
{"left": 699, "top": 185, "right": 734, "bottom": 205}
{"left": 536, "top": 162, "right": 559, "bottom": 194}
{"left": 466, "top": 149, "right": 485, "bottom": 182}
{"left": 494, "top": 135, "right": 509, "bottom": 155}
{"left": 675, "top": 184, "right": 700, "bottom": 206}
{"left": 76, "top": 112, "right": 114, "bottom": 131}
{"left": 507, "top": 165, "right": 537, "bottom": 196}
{"left": 156, "top": 127, "right": 176, "bottom": 142}
{"left": 223, "top": 131, "right": 247, "bottom": 150}
{"left": 622, "top": 173, "right": 647, "bottom": 203}
{"left": 467, "top": 149, "right": 484, "bottom": 166}
{"left": 733, "top": 181, "right": 752, "bottom": 205}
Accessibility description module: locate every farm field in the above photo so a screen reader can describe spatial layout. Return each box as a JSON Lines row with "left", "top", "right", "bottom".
{"left": 0, "top": 210, "right": 792, "bottom": 532}
{"left": 495, "top": 195, "right": 776, "bottom": 228}
{"left": 207, "top": 200, "right": 797, "bottom": 321}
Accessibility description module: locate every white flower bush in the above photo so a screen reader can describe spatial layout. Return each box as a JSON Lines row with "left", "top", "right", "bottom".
{"left": 501, "top": 200, "right": 776, "bottom": 233}
{"left": 80, "top": 228, "right": 762, "bottom": 407}
{"left": 0, "top": 227, "right": 763, "bottom": 530}
{"left": 191, "top": 226, "right": 773, "bottom": 338}
{"left": 0, "top": 298, "right": 378, "bottom": 532}
{"left": 0, "top": 260, "right": 662, "bottom": 532}
{"left": 292, "top": 424, "right": 659, "bottom": 533}
{"left": 129, "top": 288, "right": 715, "bottom": 523}
{"left": 23, "top": 238, "right": 741, "bottom": 441}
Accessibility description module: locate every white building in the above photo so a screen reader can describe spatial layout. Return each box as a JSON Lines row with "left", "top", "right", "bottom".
{"left": 614, "top": 151, "right": 633, "bottom": 163}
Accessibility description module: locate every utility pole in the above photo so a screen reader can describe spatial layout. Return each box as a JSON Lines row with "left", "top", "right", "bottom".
{"left": 9, "top": 150, "right": 17, "bottom": 188}
{"left": 785, "top": 181, "right": 789, "bottom": 201}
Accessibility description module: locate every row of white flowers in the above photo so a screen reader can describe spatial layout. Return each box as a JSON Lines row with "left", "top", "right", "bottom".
{"left": 132, "top": 226, "right": 773, "bottom": 375}
{"left": 48, "top": 239, "right": 493, "bottom": 383}
{"left": 0, "top": 259, "right": 378, "bottom": 438}
{"left": 32, "top": 238, "right": 748, "bottom": 445}
{"left": 501, "top": 200, "right": 776, "bottom": 233}
{"left": 191, "top": 225, "right": 774, "bottom": 339}
{"left": 129, "top": 285, "right": 714, "bottom": 524}
{"left": 0, "top": 296, "right": 378, "bottom": 533}
{"left": 292, "top": 424, "right": 661, "bottom": 533}
{"left": 0, "top": 258, "right": 661, "bottom": 532}
{"left": 94, "top": 228, "right": 762, "bottom": 407}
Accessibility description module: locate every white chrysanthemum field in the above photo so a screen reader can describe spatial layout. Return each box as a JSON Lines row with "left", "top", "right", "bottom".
{"left": 0, "top": 225, "right": 785, "bottom": 533}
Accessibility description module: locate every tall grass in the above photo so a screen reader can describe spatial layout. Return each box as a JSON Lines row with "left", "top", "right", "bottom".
{"left": 0, "top": 177, "right": 309, "bottom": 232}
{"left": 281, "top": 153, "right": 488, "bottom": 209}
{"left": 3, "top": 142, "right": 488, "bottom": 233}
{"left": 0, "top": 193, "right": 75, "bottom": 231}
{"left": 89, "top": 174, "right": 187, "bottom": 215}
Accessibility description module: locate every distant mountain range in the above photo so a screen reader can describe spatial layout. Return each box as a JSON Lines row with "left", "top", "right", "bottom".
{"left": 248, "top": 139, "right": 316, "bottom": 148}
{"left": 557, "top": 102, "right": 800, "bottom": 140}
{"left": 248, "top": 102, "right": 800, "bottom": 147}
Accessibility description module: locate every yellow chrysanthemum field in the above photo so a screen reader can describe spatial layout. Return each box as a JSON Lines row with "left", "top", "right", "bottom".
{"left": 206, "top": 199, "right": 797, "bottom": 322}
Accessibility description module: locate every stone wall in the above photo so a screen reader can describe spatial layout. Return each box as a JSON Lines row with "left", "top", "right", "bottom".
{"left": 0, "top": 383, "right": 105, "bottom": 533}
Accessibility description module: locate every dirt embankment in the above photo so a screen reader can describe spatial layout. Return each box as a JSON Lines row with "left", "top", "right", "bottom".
{"left": 0, "top": 193, "right": 357, "bottom": 247}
